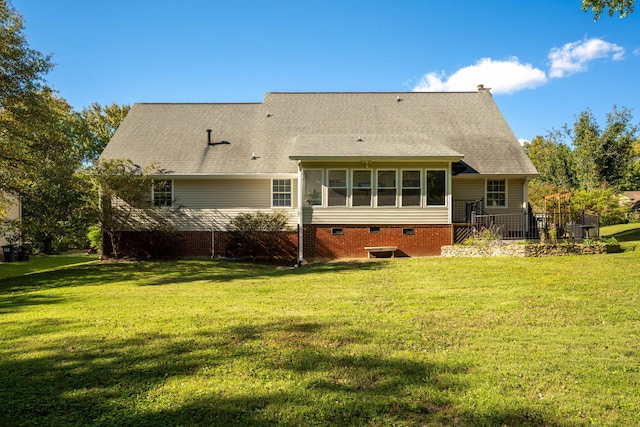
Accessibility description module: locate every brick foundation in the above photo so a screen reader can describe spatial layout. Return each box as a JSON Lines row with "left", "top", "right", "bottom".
{"left": 303, "top": 224, "right": 453, "bottom": 259}
{"left": 105, "top": 225, "right": 452, "bottom": 260}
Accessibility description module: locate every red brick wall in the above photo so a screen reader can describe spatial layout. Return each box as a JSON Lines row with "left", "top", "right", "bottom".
{"left": 106, "top": 226, "right": 451, "bottom": 260}
{"left": 303, "top": 224, "right": 452, "bottom": 259}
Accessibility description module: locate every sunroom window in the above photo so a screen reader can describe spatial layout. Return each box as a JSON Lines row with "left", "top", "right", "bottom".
{"left": 303, "top": 170, "right": 323, "bottom": 206}
{"left": 426, "top": 170, "right": 446, "bottom": 206}
{"left": 352, "top": 170, "right": 372, "bottom": 207}
{"left": 401, "top": 170, "right": 421, "bottom": 207}
{"left": 327, "top": 170, "right": 347, "bottom": 207}
{"left": 377, "top": 170, "right": 397, "bottom": 207}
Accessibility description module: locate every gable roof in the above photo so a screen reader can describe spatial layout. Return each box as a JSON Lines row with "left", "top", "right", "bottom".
{"left": 100, "top": 91, "right": 538, "bottom": 176}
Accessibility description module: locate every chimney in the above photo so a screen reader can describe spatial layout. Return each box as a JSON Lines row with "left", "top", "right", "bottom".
{"left": 206, "top": 129, "right": 212, "bottom": 144}
{"left": 477, "top": 84, "right": 484, "bottom": 91}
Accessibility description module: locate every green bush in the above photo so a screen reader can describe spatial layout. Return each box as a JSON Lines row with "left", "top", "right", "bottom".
{"left": 571, "top": 187, "right": 631, "bottom": 226}
{"left": 87, "top": 224, "right": 102, "bottom": 250}
{"left": 227, "top": 210, "right": 294, "bottom": 262}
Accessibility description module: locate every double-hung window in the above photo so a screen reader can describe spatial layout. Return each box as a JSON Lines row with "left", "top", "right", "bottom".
{"left": 486, "top": 179, "right": 506, "bottom": 207}
{"left": 401, "top": 170, "right": 421, "bottom": 207}
{"left": 426, "top": 170, "right": 446, "bottom": 206}
{"left": 153, "top": 179, "right": 173, "bottom": 207}
{"left": 327, "top": 170, "right": 347, "bottom": 207}
{"left": 377, "top": 170, "right": 397, "bottom": 207}
{"left": 352, "top": 170, "right": 372, "bottom": 207}
{"left": 272, "top": 179, "right": 292, "bottom": 207}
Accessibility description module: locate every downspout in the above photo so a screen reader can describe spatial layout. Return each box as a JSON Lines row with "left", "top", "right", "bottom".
{"left": 297, "top": 160, "right": 304, "bottom": 266}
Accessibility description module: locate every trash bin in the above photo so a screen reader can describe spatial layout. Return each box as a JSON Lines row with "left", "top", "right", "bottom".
{"left": 18, "top": 244, "right": 31, "bottom": 261}
{"left": 3, "top": 245, "right": 18, "bottom": 262}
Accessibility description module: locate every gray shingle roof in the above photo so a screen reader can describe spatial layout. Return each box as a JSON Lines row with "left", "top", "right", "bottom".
{"left": 100, "top": 91, "right": 538, "bottom": 176}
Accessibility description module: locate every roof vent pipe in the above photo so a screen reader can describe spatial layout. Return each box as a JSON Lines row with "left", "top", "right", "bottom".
{"left": 206, "top": 129, "right": 212, "bottom": 144}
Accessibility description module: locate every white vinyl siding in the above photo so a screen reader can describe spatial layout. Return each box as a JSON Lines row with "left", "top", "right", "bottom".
{"left": 303, "top": 207, "right": 448, "bottom": 225}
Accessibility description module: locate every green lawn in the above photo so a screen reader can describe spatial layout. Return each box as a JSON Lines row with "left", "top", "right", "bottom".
{"left": 1, "top": 246, "right": 639, "bottom": 425}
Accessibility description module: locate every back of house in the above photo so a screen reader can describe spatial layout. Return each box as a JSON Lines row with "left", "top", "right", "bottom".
{"left": 100, "top": 88, "right": 538, "bottom": 261}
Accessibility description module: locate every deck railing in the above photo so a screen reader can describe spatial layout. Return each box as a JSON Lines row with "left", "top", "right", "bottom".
{"left": 454, "top": 211, "right": 600, "bottom": 243}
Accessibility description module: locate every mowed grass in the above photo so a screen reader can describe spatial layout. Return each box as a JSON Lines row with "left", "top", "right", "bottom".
{"left": 1, "top": 244, "right": 639, "bottom": 426}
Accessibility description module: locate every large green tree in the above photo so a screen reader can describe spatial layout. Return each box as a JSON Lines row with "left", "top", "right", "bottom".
{"left": 18, "top": 91, "right": 93, "bottom": 252}
{"left": 78, "top": 102, "right": 130, "bottom": 165}
{"left": 571, "top": 106, "right": 639, "bottom": 191}
{"left": 523, "top": 134, "right": 575, "bottom": 190}
{"left": 582, "top": 0, "right": 635, "bottom": 20}
{"left": 0, "top": 0, "right": 54, "bottom": 192}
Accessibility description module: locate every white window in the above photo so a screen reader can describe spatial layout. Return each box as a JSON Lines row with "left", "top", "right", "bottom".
{"left": 152, "top": 179, "right": 173, "bottom": 207}
{"left": 327, "top": 170, "right": 347, "bottom": 207}
{"left": 272, "top": 179, "right": 292, "bottom": 207}
{"left": 401, "top": 170, "right": 421, "bottom": 207}
{"left": 352, "top": 170, "right": 372, "bottom": 207}
{"left": 426, "top": 170, "right": 446, "bottom": 206}
{"left": 303, "top": 170, "right": 323, "bottom": 206}
{"left": 486, "top": 179, "right": 507, "bottom": 207}
{"left": 377, "top": 170, "right": 397, "bottom": 207}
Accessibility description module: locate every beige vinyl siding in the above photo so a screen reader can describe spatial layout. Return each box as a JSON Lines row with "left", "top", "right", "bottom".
{"left": 452, "top": 176, "right": 525, "bottom": 215}
{"left": 303, "top": 207, "right": 448, "bottom": 225}
{"left": 153, "top": 178, "right": 298, "bottom": 231}
{"left": 451, "top": 178, "right": 485, "bottom": 201}
{"left": 169, "top": 208, "right": 298, "bottom": 231}
{"left": 174, "top": 178, "right": 297, "bottom": 209}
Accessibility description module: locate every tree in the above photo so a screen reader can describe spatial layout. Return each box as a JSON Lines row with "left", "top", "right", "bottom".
{"left": 0, "top": 0, "right": 54, "bottom": 192}
{"left": 78, "top": 103, "right": 130, "bottom": 165}
{"left": 582, "top": 0, "right": 635, "bottom": 20}
{"left": 17, "top": 91, "right": 93, "bottom": 252}
{"left": 570, "top": 106, "right": 639, "bottom": 191}
{"left": 91, "top": 159, "right": 181, "bottom": 259}
{"left": 523, "top": 134, "right": 575, "bottom": 190}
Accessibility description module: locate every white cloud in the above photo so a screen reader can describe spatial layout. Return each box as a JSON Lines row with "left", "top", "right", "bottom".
{"left": 633, "top": 47, "right": 640, "bottom": 56}
{"left": 413, "top": 57, "right": 547, "bottom": 95}
{"left": 548, "top": 37, "right": 625, "bottom": 78}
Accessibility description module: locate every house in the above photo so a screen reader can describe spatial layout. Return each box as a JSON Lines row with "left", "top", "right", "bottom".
{"left": 622, "top": 191, "right": 640, "bottom": 212}
{"left": 100, "top": 87, "right": 538, "bottom": 261}
{"left": 0, "top": 195, "right": 21, "bottom": 247}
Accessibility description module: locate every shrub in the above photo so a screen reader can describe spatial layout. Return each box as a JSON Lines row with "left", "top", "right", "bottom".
{"left": 227, "top": 210, "right": 293, "bottom": 262}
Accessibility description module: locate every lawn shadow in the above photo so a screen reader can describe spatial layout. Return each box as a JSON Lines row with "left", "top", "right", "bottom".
{"left": 0, "top": 316, "right": 568, "bottom": 426}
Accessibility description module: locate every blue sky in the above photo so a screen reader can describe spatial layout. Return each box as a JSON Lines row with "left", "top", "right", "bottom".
{"left": 12, "top": 0, "right": 640, "bottom": 142}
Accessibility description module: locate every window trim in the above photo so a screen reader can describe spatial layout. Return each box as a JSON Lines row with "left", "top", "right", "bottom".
{"left": 425, "top": 169, "right": 447, "bottom": 207}
{"left": 271, "top": 178, "right": 292, "bottom": 208}
{"left": 152, "top": 179, "right": 173, "bottom": 207}
{"left": 485, "top": 178, "right": 508, "bottom": 208}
